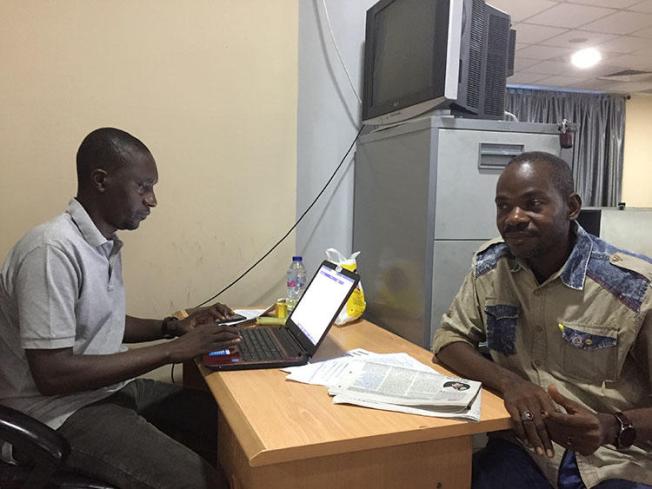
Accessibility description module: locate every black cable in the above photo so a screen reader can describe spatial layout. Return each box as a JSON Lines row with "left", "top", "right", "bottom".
{"left": 194, "top": 125, "right": 364, "bottom": 309}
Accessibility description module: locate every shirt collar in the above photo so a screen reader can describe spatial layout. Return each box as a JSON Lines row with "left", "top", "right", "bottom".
{"left": 559, "top": 222, "right": 594, "bottom": 290}
{"left": 66, "top": 198, "right": 122, "bottom": 251}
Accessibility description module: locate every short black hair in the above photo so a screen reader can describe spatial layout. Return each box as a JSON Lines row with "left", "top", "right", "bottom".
{"left": 507, "top": 151, "right": 574, "bottom": 198}
{"left": 76, "top": 127, "right": 151, "bottom": 183}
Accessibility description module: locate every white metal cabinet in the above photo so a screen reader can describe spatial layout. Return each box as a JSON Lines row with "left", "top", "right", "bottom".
{"left": 353, "top": 117, "right": 561, "bottom": 347}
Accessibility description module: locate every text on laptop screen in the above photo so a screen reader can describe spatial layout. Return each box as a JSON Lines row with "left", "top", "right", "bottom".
{"left": 291, "top": 265, "right": 357, "bottom": 344}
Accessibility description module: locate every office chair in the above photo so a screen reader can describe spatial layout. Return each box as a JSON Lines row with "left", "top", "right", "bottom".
{"left": 0, "top": 404, "right": 115, "bottom": 489}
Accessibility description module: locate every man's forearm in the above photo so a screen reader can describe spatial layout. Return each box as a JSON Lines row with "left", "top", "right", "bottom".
{"left": 26, "top": 342, "right": 176, "bottom": 396}
{"left": 123, "top": 315, "right": 167, "bottom": 342}
{"left": 435, "top": 341, "right": 526, "bottom": 394}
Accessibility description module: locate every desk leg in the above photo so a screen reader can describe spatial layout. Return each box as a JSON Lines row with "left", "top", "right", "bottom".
{"left": 218, "top": 416, "right": 472, "bottom": 489}
{"left": 183, "top": 360, "right": 208, "bottom": 391}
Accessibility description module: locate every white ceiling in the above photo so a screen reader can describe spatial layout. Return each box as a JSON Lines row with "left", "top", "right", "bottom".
{"left": 489, "top": 0, "right": 652, "bottom": 93}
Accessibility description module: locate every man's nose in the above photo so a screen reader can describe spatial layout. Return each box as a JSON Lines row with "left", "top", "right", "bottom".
{"left": 145, "top": 191, "right": 157, "bottom": 208}
{"left": 506, "top": 206, "right": 527, "bottom": 225}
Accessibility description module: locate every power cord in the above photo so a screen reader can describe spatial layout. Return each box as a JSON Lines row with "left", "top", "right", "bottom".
{"left": 170, "top": 126, "right": 363, "bottom": 384}
{"left": 194, "top": 124, "right": 364, "bottom": 309}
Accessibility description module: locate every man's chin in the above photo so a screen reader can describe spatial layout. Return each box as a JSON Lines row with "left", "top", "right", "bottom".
{"left": 121, "top": 220, "right": 142, "bottom": 231}
{"left": 504, "top": 239, "right": 537, "bottom": 259}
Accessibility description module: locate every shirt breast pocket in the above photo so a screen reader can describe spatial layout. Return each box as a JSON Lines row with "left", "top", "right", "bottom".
{"left": 560, "top": 323, "right": 618, "bottom": 382}
{"left": 485, "top": 304, "right": 519, "bottom": 356}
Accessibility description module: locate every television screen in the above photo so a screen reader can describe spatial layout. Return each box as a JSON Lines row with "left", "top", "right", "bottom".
{"left": 362, "top": 0, "right": 512, "bottom": 125}
{"left": 371, "top": 0, "right": 443, "bottom": 109}
{"left": 363, "top": 0, "right": 451, "bottom": 125}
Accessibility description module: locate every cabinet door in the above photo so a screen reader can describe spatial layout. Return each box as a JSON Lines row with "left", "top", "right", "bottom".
{"left": 434, "top": 129, "right": 560, "bottom": 240}
{"left": 430, "top": 240, "right": 482, "bottom": 345}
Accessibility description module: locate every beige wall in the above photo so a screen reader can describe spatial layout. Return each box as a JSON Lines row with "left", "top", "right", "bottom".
{"left": 1, "top": 1, "right": 298, "bottom": 318}
{"left": 622, "top": 94, "right": 652, "bottom": 207}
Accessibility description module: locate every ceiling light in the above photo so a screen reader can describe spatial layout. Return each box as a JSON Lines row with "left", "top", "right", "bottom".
{"left": 571, "top": 47, "right": 602, "bottom": 69}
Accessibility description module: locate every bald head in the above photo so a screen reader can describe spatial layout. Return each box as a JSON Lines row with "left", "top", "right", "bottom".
{"left": 505, "top": 151, "right": 574, "bottom": 200}
{"left": 74, "top": 128, "right": 158, "bottom": 237}
{"left": 76, "top": 127, "right": 152, "bottom": 188}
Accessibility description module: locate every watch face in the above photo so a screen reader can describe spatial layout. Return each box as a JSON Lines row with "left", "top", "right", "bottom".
{"left": 618, "top": 426, "right": 636, "bottom": 448}
{"left": 615, "top": 412, "right": 636, "bottom": 449}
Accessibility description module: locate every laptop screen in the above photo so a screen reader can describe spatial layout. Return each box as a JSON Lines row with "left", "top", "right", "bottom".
{"left": 289, "top": 263, "right": 358, "bottom": 346}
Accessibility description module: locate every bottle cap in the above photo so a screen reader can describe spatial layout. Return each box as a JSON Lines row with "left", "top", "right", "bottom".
{"left": 292, "top": 256, "right": 303, "bottom": 262}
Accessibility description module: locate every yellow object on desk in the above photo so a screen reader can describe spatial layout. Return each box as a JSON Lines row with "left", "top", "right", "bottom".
{"left": 255, "top": 316, "right": 286, "bottom": 327}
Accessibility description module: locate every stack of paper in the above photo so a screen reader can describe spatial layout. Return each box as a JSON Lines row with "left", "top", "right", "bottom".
{"left": 283, "top": 349, "right": 481, "bottom": 421}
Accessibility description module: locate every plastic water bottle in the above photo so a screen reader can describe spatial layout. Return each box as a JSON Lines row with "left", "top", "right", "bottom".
{"left": 286, "top": 256, "right": 307, "bottom": 311}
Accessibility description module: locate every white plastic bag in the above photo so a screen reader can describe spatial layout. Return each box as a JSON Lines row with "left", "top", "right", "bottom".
{"left": 325, "top": 248, "right": 366, "bottom": 325}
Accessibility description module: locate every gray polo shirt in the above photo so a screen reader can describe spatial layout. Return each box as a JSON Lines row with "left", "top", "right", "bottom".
{"left": 0, "top": 199, "right": 128, "bottom": 429}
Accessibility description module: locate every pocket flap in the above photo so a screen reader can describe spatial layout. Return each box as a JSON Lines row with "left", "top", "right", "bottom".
{"left": 561, "top": 324, "right": 617, "bottom": 351}
{"left": 485, "top": 304, "right": 519, "bottom": 319}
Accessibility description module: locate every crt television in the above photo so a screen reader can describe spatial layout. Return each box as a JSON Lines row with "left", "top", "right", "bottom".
{"left": 362, "top": 0, "right": 514, "bottom": 125}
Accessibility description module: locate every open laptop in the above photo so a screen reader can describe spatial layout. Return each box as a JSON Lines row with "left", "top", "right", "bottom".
{"left": 202, "top": 260, "right": 359, "bottom": 371}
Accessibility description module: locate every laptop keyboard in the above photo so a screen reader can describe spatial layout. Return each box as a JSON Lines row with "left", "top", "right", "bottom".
{"left": 239, "top": 328, "right": 285, "bottom": 361}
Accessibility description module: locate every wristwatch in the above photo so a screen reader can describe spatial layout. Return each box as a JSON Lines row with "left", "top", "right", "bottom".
{"left": 161, "top": 316, "right": 179, "bottom": 339}
{"left": 613, "top": 412, "right": 636, "bottom": 449}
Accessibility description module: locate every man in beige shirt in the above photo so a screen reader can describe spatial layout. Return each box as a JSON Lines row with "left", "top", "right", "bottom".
{"left": 432, "top": 151, "right": 651, "bottom": 488}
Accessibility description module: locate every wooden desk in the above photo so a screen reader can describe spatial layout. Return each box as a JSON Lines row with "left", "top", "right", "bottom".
{"left": 197, "top": 320, "right": 510, "bottom": 489}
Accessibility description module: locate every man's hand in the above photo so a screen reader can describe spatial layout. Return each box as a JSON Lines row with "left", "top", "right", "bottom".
{"left": 167, "top": 323, "right": 241, "bottom": 364}
{"left": 175, "top": 303, "right": 236, "bottom": 336}
{"left": 545, "top": 385, "right": 617, "bottom": 456}
{"left": 502, "top": 377, "right": 558, "bottom": 458}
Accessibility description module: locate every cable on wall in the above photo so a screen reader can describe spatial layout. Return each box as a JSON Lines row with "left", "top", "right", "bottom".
{"left": 193, "top": 125, "right": 364, "bottom": 310}
{"left": 319, "top": 0, "right": 362, "bottom": 106}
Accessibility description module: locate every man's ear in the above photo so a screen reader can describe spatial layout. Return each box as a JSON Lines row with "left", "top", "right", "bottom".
{"left": 90, "top": 169, "right": 109, "bottom": 192}
{"left": 568, "top": 192, "right": 582, "bottom": 221}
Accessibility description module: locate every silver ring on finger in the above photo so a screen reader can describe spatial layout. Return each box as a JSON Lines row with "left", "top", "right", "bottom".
{"left": 520, "top": 410, "right": 535, "bottom": 422}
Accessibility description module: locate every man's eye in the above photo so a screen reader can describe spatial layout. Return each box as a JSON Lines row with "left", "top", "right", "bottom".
{"left": 528, "top": 200, "right": 543, "bottom": 210}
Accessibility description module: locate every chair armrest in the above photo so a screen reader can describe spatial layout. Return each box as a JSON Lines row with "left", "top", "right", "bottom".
{"left": 0, "top": 404, "right": 69, "bottom": 465}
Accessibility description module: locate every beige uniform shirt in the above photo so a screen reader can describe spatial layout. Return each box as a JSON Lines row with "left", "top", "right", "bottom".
{"left": 432, "top": 225, "right": 652, "bottom": 488}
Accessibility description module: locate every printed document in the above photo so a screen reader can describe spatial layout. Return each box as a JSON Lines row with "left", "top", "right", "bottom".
{"left": 328, "top": 359, "right": 481, "bottom": 408}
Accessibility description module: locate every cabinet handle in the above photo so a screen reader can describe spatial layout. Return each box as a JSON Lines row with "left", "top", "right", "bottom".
{"left": 478, "top": 143, "right": 524, "bottom": 170}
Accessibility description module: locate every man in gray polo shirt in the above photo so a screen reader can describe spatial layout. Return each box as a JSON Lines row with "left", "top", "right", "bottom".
{"left": 0, "top": 128, "right": 240, "bottom": 489}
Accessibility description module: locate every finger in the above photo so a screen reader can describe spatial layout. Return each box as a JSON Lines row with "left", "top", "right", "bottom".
{"left": 548, "top": 385, "right": 582, "bottom": 415}
{"left": 214, "top": 324, "right": 241, "bottom": 335}
{"left": 213, "top": 338, "right": 241, "bottom": 349}
{"left": 533, "top": 413, "right": 554, "bottom": 457}
{"left": 520, "top": 407, "right": 547, "bottom": 456}
{"left": 213, "top": 330, "right": 241, "bottom": 343}
{"left": 505, "top": 404, "right": 528, "bottom": 443}
{"left": 212, "top": 303, "right": 234, "bottom": 318}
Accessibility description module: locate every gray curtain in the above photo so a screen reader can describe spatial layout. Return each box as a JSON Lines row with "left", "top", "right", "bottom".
{"left": 505, "top": 87, "right": 627, "bottom": 207}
